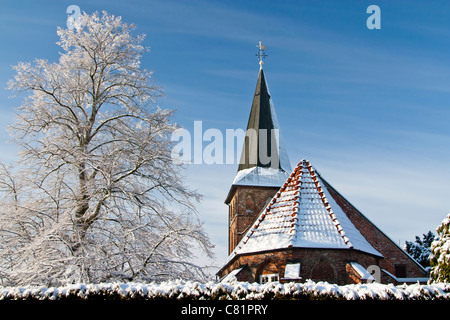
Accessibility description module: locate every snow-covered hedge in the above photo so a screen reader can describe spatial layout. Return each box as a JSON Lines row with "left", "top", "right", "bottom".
{"left": 1, "top": 280, "right": 449, "bottom": 300}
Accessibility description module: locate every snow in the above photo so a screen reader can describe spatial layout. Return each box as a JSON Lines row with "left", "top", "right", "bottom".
{"left": 232, "top": 166, "right": 290, "bottom": 187}
{"left": 382, "top": 269, "right": 429, "bottom": 284}
{"left": 283, "top": 263, "right": 301, "bottom": 280}
{"left": 1, "top": 280, "right": 449, "bottom": 300}
{"left": 220, "top": 268, "right": 243, "bottom": 283}
{"left": 350, "top": 262, "right": 374, "bottom": 281}
{"left": 430, "top": 213, "right": 450, "bottom": 282}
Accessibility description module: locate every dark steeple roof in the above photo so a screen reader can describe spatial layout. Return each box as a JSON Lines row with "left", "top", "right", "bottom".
{"left": 239, "top": 67, "right": 280, "bottom": 171}
{"left": 225, "top": 66, "right": 291, "bottom": 202}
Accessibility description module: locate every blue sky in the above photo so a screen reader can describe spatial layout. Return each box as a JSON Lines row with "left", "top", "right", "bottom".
{"left": 1, "top": 0, "right": 450, "bottom": 266}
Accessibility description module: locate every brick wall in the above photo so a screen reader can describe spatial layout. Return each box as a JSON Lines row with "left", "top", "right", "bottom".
{"left": 227, "top": 185, "right": 280, "bottom": 254}
{"left": 218, "top": 248, "right": 381, "bottom": 285}
{"left": 321, "top": 178, "right": 428, "bottom": 279}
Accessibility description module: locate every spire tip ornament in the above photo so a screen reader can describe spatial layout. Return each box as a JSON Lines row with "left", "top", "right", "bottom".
{"left": 256, "top": 41, "right": 267, "bottom": 68}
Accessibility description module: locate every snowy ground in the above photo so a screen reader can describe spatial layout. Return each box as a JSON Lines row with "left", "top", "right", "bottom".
{"left": 1, "top": 279, "right": 449, "bottom": 300}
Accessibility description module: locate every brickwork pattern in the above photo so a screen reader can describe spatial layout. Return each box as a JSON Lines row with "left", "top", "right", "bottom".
{"left": 228, "top": 185, "right": 280, "bottom": 254}
{"left": 218, "top": 248, "right": 381, "bottom": 284}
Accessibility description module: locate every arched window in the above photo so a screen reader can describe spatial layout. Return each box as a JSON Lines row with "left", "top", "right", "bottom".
{"left": 257, "top": 259, "right": 279, "bottom": 284}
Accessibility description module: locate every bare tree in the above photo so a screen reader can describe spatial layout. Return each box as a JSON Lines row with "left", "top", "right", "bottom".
{"left": 0, "top": 11, "right": 214, "bottom": 286}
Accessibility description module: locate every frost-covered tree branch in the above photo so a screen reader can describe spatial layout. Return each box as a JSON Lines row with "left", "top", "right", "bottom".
{"left": 0, "top": 11, "right": 214, "bottom": 286}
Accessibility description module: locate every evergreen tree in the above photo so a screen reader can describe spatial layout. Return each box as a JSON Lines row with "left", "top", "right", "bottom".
{"left": 430, "top": 213, "right": 450, "bottom": 283}
{"left": 404, "top": 231, "right": 435, "bottom": 270}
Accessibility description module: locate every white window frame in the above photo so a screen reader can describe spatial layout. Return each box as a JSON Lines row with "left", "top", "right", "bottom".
{"left": 260, "top": 273, "right": 279, "bottom": 284}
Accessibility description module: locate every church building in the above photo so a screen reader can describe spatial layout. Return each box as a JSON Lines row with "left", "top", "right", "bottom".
{"left": 216, "top": 46, "right": 428, "bottom": 285}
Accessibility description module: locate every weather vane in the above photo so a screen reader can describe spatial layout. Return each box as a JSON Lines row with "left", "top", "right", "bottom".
{"left": 256, "top": 41, "right": 267, "bottom": 67}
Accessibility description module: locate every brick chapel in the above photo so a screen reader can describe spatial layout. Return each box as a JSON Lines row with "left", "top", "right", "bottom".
{"left": 216, "top": 55, "right": 428, "bottom": 285}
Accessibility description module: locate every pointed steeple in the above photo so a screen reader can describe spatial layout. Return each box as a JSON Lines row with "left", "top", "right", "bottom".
{"left": 231, "top": 66, "right": 291, "bottom": 188}
{"left": 238, "top": 67, "right": 276, "bottom": 171}
{"left": 224, "top": 44, "right": 292, "bottom": 254}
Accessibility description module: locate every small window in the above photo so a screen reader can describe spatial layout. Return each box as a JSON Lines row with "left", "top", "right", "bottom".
{"left": 260, "top": 273, "right": 279, "bottom": 284}
{"left": 395, "top": 264, "right": 406, "bottom": 278}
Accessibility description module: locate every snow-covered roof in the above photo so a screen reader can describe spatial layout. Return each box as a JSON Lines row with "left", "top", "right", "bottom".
{"left": 382, "top": 269, "right": 429, "bottom": 284}
{"left": 232, "top": 166, "right": 291, "bottom": 187}
{"left": 283, "top": 262, "right": 302, "bottom": 280}
{"left": 349, "top": 262, "right": 375, "bottom": 281}
{"left": 220, "top": 268, "right": 243, "bottom": 283}
{"left": 228, "top": 159, "right": 382, "bottom": 260}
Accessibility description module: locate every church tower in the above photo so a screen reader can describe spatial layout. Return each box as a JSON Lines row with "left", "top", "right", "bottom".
{"left": 218, "top": 44, "right": 428, "bottom": 285}
{"left": 225, "top": 44, "right": 291, "bottom": 254}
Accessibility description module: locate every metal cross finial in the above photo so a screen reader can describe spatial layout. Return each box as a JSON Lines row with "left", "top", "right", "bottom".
{"left": 256, "top": 41, "right": 267, "bottom": 67}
